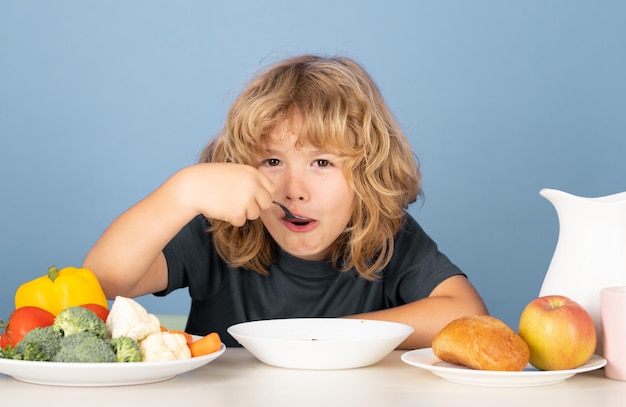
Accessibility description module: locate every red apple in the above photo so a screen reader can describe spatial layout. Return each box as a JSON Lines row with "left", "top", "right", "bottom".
{"left": 518, "top": 295, "right": 596, "bottom": 370}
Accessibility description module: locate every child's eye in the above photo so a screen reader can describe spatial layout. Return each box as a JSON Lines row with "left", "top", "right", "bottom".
{"left": 262, "top": 158, "right": 281, "bottom": 167}
{"left": 313, "top": 159, "right": 330, "bottom": 167}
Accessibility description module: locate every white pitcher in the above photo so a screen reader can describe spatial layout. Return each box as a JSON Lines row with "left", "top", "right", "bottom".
{"left": 539, "top": 188, "right": 626, "bottom": 355}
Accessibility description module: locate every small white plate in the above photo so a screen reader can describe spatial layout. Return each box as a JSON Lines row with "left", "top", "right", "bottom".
{"left": 401, "top": 348, "right": 606, "bottom": 387}
{"left": 0, "top": 343, "right": 225, "bottom": 387}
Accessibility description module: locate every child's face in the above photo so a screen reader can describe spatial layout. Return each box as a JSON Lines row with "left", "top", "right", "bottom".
{"left": 258, "top": 119, "right": 355, "bottom": 261}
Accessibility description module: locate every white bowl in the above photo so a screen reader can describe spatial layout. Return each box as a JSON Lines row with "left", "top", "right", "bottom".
{"left": 227, "top": 318, "right": 413, "bottom": 370}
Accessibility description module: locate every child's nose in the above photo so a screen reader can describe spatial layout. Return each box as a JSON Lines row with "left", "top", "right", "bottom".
{"left": 283, "top": 170, "right": 308, "bottom": 202}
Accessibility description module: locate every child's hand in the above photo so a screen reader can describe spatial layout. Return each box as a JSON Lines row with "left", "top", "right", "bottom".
{"left": 174, "top": 163, "right": 275, "bottom": 226}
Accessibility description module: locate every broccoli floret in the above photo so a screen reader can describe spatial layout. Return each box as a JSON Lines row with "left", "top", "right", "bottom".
{"left": 51, "top": 331, "right": 116, "bottom": 363}
{"left": 1, "top": 345, "right": 18, "bottom": 360}
{"left": 109, "top": 336, "right": 141, "bottom": 362}
{"left": 13, "top": 326, "right": 62, "bottom": 361}
{"left": 53, "top": 306, "right": 107, "bottom": 339}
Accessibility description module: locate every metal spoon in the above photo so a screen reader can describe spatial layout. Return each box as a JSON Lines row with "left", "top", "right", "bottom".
{"left": 273, "top": 201, "right": 308, "bottom": 221}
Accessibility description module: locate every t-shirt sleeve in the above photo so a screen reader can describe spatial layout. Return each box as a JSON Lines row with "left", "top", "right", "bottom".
{"left": 155, "top": 215, "right": 213, "bottom": 297}
{"left": 385, "top": 214, "right": 466, "bottom": 304}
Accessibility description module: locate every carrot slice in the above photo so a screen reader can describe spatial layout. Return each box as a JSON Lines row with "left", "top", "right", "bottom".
{"left": 189, "top": 332, "right": 221, "bottom": 357}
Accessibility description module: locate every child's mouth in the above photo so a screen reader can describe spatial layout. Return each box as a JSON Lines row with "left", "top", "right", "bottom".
{"left": 284, "top": 217, "right": 313, "bottom": 226}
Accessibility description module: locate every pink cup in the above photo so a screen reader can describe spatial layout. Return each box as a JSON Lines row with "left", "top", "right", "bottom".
{"left": 601, "top": 286, "right": 626, "bottom": 380}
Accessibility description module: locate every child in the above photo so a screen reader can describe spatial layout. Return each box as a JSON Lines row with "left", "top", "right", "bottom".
{"left": 83, "top": 54, "right": 488, "bottom": 348}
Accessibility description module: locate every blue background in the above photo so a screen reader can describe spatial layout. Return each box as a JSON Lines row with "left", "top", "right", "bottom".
{"left": 1, "top": 1, "right": 625, "bottom": 331}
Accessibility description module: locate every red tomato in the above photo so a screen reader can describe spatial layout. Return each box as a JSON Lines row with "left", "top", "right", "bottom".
{"left": 1, "top": 306, "right": 56, "bottom": 347}
{"left": 80, "top": 303, "right": 110, "bottom": 322}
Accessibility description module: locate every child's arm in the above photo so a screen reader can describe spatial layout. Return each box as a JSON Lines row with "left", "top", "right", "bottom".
{"left": 347, "top": 275, "right": 488, "bottom": 350}
{"left": 83, "top": 162, "right": 275, "bottom": 299}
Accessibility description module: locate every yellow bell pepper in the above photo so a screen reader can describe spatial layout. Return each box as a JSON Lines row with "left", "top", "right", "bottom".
{"left": 14, "top": 265, "right": 109, "bottom": 316}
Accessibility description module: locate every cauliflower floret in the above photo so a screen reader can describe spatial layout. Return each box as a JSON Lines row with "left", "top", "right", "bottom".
{"left": 106, "top": 296, "right": 161, "bottom": 341}
{"left": 139, "top": 331, "right": 191, "bottom": 362}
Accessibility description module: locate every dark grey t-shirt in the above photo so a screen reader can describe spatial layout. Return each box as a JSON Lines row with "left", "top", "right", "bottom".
{"left": 158, "top": 213, "right": 465, "bottom": 347}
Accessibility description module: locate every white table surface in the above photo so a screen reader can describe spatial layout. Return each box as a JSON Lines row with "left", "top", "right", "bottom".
{"left": 2, "top": 348, "right": 625, "bottom": 406}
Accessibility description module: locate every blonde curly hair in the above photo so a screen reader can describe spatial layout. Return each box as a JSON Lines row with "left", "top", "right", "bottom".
{"left": 200, "top": 54, "right": 421, "bottom": 280}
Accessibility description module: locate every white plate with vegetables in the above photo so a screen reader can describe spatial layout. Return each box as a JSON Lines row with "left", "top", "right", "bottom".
{"left": 1, "top": 297, "right": 225, "bottom": 386}
{"left": 0, "top": 341, "right": 226, "bottom": 386}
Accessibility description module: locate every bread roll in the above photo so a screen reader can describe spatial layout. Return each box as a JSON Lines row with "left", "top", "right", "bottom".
{"left": 432, "top": 315, "right": 530, "bottom": 371}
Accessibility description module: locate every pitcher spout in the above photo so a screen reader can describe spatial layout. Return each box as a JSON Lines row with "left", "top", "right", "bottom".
{"left": 540, "top": 188, "right": 626, "bottom": 205}
{"left": 540, "top": 188, "right": 586, "bottom": 205}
